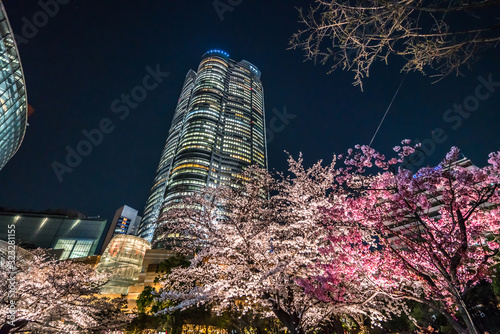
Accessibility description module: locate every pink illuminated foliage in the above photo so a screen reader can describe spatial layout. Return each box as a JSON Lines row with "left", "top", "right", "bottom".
{"left": 153, "top": 142, "right": 500, "bottom": 334}
{"left": 308, "top": 142, "right": 500, "bottom": 334}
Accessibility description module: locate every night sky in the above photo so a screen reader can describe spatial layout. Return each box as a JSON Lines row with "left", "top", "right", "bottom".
{"left": 0, "top": 0, "right": 499, "bottom": 224}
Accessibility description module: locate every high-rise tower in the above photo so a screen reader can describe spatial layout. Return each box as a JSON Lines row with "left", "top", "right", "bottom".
{"left": 138, "top": 50, "right": 267, "bottom": 243}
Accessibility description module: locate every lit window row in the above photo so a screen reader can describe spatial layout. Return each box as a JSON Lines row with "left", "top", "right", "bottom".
{"left": 229, "top": 154, "right": 251, "bottom": 163}
{"left": 172, "top": 163, "right": 209, "bottom": 173}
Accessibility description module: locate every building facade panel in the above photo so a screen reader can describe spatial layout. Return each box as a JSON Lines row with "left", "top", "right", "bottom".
{"left": 100, "top": 205, "right": 142, "bottom": 253}
{"left": 96, "top": 234, "right": 151, "bottom": 295}
{"left": 0, "top": 2, "right": 28, "bottom": 170}
{"left": 0, "top": 212, "right": 107, "bottom": 259}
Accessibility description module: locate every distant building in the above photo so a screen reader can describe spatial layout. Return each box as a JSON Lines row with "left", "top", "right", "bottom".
{"left": 114, "top": 205, "right": 141, "bottom": 236}
{"left": 96, "top": 234, "right": 151, "bottom": 295}
{"left": 0, "top": 211, "right": 107, "bottom": 259}
{"left": 138, "top": 50, "right": 267, "bottom": 244}
{"left": 100, "top": 205, "right": 141, "bottom": 253}
{"left": 0, "top": 2, "right": 29, "bottom": 171}
{"left": 389, "top": 157, "right": 477, "bottom": 246}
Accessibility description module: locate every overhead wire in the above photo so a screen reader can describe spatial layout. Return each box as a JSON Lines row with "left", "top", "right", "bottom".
{"left": 369, "top": 73, "right": 407, "bottom": 147}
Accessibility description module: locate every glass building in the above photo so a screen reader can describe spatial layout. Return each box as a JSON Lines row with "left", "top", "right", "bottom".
{"left": 0, "top": 212, "right": 108, "bottom": 259}
{"left": 138, "top": 50, "right": 267, "bottom": 243}
{"left": 0, "top": 2, "right": 28, "bottom": 170}
{"left": 96, "top": 234, "right": 151, "bottom": 295}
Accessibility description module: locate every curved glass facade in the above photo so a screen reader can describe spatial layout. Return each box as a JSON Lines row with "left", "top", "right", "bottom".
{"left": 96, "top": 234, "right": 151, "bottom": 295}
{"left": 0, "top": 2, "right": 28, "bottom": 170}
{"left": 138, "top": 51, "right": 267, "bottom": 244}
{"left": 138, "top": 70, "right": 197, "bottom": 241}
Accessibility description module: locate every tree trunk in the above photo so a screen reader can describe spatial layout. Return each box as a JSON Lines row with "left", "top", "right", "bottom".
{"left": 171, "top": 313, "right": 182, "bottom": 334}
{"left": 457, "top": 303, "right": 479, "bottom": 334}
{"left": 332, "top": 316, "right": 344, "bottom": 334}
{"left": 0, "top": 319, "right": 29, "bottom": 334}
{"left": 271, "top": 308, "right": 304, "bottom": 334}
{"left": 256, "top": 325, "right": 265, "bottom": 334}
{"left": 419, "top": 299, "right": 470, "bottom": 334}
{"left": 351, "top": 314, "right": 368, "bottom": 334}
{"left": 438, "top": 310, "right": 469, "bottom": 334}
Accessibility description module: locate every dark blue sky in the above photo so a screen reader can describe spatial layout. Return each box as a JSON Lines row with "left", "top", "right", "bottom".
{"left": 0, "top": 0, "right": 499, "bottom": 224}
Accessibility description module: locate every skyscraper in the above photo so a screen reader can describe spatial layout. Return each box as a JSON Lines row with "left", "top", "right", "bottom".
{"left": 138, "top": 50, "right": 267, "bottom": 243}
{"left": 100, "top": 205, "right": 142, "bottom": 253}
{"left": 0, "top": 1, "right": 28, "bottom": 171}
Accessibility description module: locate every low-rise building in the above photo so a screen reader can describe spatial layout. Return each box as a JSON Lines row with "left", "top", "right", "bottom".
{"left": 0, "top": 211, "right": 108, "bottom": 259}
{"left": 97, "top": 234, "right": 151, "bottom": 296}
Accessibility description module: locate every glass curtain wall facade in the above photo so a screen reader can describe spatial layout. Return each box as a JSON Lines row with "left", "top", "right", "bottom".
{"left": 96, "top": 234, "right": 151, "bottom": 295}
{"left": 0, "top": 2, "right": 28, "bottom": 170}
{"left": 0, "top": 212, "right": 108, "bottom": 259}
{"left": 138, "top": 50, "right": 267, "bottom": 243}
{"left": 138, "top": 71, "right": 197, "bottom": 242}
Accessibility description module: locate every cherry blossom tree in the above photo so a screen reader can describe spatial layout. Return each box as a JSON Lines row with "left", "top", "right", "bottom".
{"left": 311, "top": 142, "right": 500, "bottom": 333}
{"left": 0, "top": 248, "right": 132, "bottom": 333}
{"left": 154, "top": 163, "right": 405, "bottom": 334}
{"left": 290, "top": 0, "right": 500, "bottom": 89}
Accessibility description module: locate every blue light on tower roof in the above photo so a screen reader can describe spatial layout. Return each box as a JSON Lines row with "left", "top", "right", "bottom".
{"left": 206, "top": 49, "right": 229, "bottom": 57}
{"left": 249, "top": 65, "right": 259, "bottom": 75}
